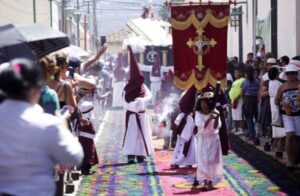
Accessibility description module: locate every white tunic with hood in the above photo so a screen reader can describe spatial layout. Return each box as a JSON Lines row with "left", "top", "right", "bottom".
{"left": 122, "top": 84, "right": 154, "bottom": 156}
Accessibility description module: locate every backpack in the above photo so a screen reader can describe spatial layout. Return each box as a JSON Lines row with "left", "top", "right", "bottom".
{"left": 39, "top": 89, "right": 57, "bottom": 115}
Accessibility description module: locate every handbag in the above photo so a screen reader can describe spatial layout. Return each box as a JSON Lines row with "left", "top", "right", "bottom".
{"left": 271, "top": 107, "right": 283, "bottom": 127}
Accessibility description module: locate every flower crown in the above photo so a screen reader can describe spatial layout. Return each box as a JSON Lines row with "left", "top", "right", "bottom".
{"left": 197, "top": 92, "right": 214, "bottom": 99}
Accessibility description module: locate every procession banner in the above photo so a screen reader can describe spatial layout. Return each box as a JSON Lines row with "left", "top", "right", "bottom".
{"left": 171, "top": 4, "right": 229, "bottom": 90}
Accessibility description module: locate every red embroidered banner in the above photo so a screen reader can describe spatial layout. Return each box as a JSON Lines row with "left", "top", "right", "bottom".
{"left": 171, "top": 4, "right": 229, "bottom": 90}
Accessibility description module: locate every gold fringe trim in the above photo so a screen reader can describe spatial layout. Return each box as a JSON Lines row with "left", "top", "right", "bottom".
{"left": 173, "top": 69, "right": 226, "bottom": 90}
{"left": 171, "top": 12, "right": 229, "bottom": 30}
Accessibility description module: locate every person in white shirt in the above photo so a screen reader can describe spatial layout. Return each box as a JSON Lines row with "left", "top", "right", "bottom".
{"left": 0, "top": 58, "right": 84, "bottom": 196}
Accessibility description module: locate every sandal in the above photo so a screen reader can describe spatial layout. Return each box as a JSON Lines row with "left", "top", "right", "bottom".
{"left": 207, "top": 181, "right": 214, "bottom": 190}
{"left": 201, "top": 180, "right": 208, "bottom": 191}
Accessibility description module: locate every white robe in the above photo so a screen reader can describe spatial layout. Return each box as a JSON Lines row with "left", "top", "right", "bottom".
{"left": 171, "top": 113, "right": 196, "bottom": 166}
{"left": 122, "top": 85, "right": 154, "bottom": 156}
{"left": 269, "top": 80, "right": 286, "bottom": 138}
{"left": 112, "top": 79, "right": 126, "bottom": 107}
{"left": 195, "top": 111, "right": 223, "bottom": 181}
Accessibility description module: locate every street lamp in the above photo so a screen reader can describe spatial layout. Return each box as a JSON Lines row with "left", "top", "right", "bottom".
{"left": 230, "top": 7, "right": 243, "bottom": 32}
{"left": 33, "top": 0, "right": 36, "bottom": 23}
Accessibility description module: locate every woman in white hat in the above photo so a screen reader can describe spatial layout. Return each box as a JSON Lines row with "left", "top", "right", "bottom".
{"left": 275, "top": 63, "right": 300, "bottom": 171}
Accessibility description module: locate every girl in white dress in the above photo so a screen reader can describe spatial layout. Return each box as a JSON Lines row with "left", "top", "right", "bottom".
{"left": 194, "top": 92, "right": 223, "bottom": 190}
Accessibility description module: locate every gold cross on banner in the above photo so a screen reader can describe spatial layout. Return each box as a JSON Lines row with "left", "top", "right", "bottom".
{"left": 186, "top": 27, "right": 217, "bottom": 71}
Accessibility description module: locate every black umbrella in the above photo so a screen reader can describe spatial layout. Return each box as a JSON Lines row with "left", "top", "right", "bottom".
{"left": 0, "top": 23, "right": 70, "bottom": 63}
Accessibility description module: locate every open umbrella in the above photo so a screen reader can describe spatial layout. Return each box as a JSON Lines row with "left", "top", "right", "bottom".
{"left": 0, "top": 23, "right": 69, "bottom": 63}
{"left": 59, "top": 44, "right": 90, "bottom": 59}
{"left": 0, "top": 24, "right": 37, "bottom": 63}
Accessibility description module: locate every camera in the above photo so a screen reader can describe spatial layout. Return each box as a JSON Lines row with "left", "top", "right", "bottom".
{"left": 68, "top": 66, "right": 75, "bottom": 78}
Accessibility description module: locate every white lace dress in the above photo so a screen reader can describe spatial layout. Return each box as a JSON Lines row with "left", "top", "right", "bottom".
{"left": 194, "top": 111, "right": 223, "bottom": 181}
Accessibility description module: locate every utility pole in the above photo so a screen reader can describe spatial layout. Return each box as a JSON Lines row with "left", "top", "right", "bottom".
{"left": 92, "top": 0, "right": 97, "bottom": 52}
{"left": 252, "top": 0, "right": 257, "bottom": 58}
{"left": 84, "top": 15, "right": 87, "bottom": 51}
{"left": 61, "top": 0, "right": 66, "bottom": 33}
{"left": 33, "top": 0, "right": 36, "bottom": 23}
{"left": 76, "top": 0, "right": 80, "bottom": 46}
{"left": 84, "top": 1, "right": 90, "bottom": 51}
{"left": 49, "top": 0, "right": 53, "bottom": 27}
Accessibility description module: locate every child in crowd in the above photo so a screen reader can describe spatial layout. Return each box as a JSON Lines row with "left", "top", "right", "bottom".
{"left": 194, "top": 91, "right": 223, "bottom": 190}
{"left": 224, "top": 80, "right": 233, "bottom": 132}
{"left": 229, "top": 66, "right": 245, "bottom": 135}
{"left": 78, "top": 101, "right": 99, "bottom": 175}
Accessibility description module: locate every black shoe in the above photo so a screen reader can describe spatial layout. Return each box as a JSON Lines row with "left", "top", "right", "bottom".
{"left": 254, "top": 137, "right": 260, "bottom": 145}
{"left": 286, "top": 166, "right": 295, "bottom": 172}
{"left": 127, "top": 155, "right": 135, "bottom": 164}
{"left": 81, "top": 165, "right": 92, "bottom": 175}
{"left": 137, "top": 156, "right": 145, "bottom": 163}
{"left": 128, "top": 159, "right": 135, "bottom": 164}
{"left": 192, "top": 180, "right": 199, "bottom": 187}
{"left": 163, "top": 145, "right": 169, "bottom": 150}
{"left": 81, "top": 168, "right": 91, "bottom": 175}
{"left": 275, "top": 151, "right": 283, "bottom": 158}
{"left": 170, "top": 164, "right": 179, "bottom": 169}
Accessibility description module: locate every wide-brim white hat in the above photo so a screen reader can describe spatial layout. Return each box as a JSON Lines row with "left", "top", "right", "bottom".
{"left": 290, "top": 59, "right": 300, "bottom": 68}
{"left": 279, "top": 63, "right": 300, "bottom": 80}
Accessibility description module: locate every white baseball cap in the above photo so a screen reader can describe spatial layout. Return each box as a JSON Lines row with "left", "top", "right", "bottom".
{"left": 266, "top": 58, "right": 277, "bottom": 64}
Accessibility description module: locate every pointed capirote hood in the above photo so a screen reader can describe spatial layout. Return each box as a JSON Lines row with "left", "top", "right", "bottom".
{"left": 179, "top": 85, "right": 196, "bottom": 113}
{"left": 151, "top": 52, "right": 161, "bottom": 77}
{"left": 114, "top": 52, "right": 126, "bottom": 81}
{"left": 124, "top": 46, "right": 145, "bottom": 102}
{"left": 128, "top": 47, "right": 144, "bottom": 82}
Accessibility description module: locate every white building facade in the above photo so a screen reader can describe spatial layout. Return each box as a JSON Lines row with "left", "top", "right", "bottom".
{"left": 0, "top": 0, "right": 60, "bottom": 30}
{"left": 227, "top": 0, "right": 300, "bottom": 60}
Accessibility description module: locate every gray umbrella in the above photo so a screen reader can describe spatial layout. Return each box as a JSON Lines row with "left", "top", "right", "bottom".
{"left": 0, "top": 23, "right": 70, "bottom": 63}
